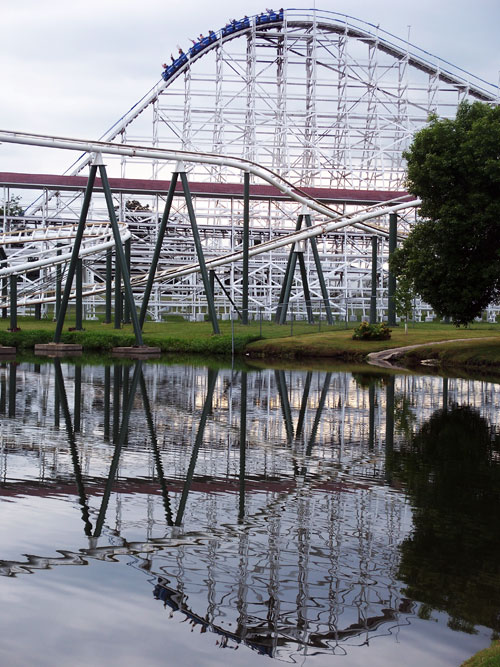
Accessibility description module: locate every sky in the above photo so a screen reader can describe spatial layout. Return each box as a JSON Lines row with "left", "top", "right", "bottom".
{"left": 0, "top": 0, "right": 499, "bottom": 180}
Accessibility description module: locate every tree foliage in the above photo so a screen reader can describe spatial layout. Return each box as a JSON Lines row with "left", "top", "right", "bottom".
{"left": 391, "top": 101, "right": 500, "bottom": 326}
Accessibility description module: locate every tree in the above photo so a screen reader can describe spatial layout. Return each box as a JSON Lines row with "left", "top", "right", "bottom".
{"left": 393, "top": 274, "right": 415, "bottom": 334}
{"left": 391, "top": 101, "right": 500, "bottom": 326}
{"left": 0, "top": 195, "right": 24, "bottom": 229}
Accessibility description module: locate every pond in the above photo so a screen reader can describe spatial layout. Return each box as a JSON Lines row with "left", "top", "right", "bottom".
{"left": 0, "top": 359, "right": 499, "bottom": 666}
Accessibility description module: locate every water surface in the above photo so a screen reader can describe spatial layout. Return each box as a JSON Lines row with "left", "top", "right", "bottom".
{"left": 0, "top": 360, "right": 499, "bottom": 666}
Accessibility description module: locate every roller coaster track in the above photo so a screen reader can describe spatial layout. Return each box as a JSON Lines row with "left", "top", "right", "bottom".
{"left": 0, "top": 131, "right": 419, "bottom": 306}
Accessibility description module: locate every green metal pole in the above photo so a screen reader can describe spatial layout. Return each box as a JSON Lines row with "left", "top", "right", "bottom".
{"left": 75, "top": 258, "right": 83, "bottom": 330}
{"left": 98, "top": 163, "right": 144, "bottom": 346}
{"left": 55, "top": 246, "right": 62, "bottom": 322}
{"left": 179, "top": 171, "right": 220, "bottom": 334}
{"left": 242, "top": 172, "right": 250, "bottom": 325}
{"left": 9, "top": 275, "right": 17, "bottom": 331}
{"left": 105, "top": 248, "right": 112, "bottom": 324}
{"left": 123, "top": 238, "right": 131, "bottom": 324}
{"left": 370, "top": 236, "right": 378, "bottom": 324}
{"left": 139, "top": 173, "right": 178, "bottom": 328}
{"left": 297, "top": 253, "right": 314, "bottom": 324}
{"left": 54, "top": 166, "right": 97, "bottom": 342}
{"left": 279, "top": 252, "right": 298, "bottom": 325}
{"left": 275, "top": 215, "right": 301, "bottom": 323}
{"left": 114, "top": 254, "right": 121, "bottom": 329}
{"left": 2, "top": 278, "right": 7, "bottom": 319}
{"left": 304, "top": 215, "right": 333, "bottom": 325}
{"left": 387, "top": 213, "right": 397, "bottom": 326}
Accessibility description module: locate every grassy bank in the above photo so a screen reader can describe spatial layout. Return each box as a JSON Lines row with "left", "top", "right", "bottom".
{"left": 2, "top": 317, "right": 500, "bottom": 370}
{"left": 461, "top": 641, "right": 500, "bottom": 666}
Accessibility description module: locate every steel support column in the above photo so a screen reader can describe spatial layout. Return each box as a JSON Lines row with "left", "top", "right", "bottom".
{"left": 370, "top": 236, "right": 378, "bottom": 324}
{"left": 9, "top": 275, "right": 17, "bottom": 331}
{"left": 54, "top": 165, "right": 97, "bottom": 342}
{"left": 105, "top": 248, "right": 112, "bottom": 324}
{"left": 297, "top": 253, "right": 314, "bottom": 324}
{"left": 114, "top": 255, "right": 121, "bottom": 330}
{"left": 387, "top": 213, "right": 397, "bottom": 326}
{"left": 99, "top": 162, "right": 144, "bottom": 345}
{"left": 303, "top": 214, "right": 333, "bottom": 324}
{"left": 242, "top": 172, "right": 250, "bottom": 324}
{"left": 75, "top": 258, "right": 83, "bottom": 330}
{"left": 123, "top": 238, "right": 131, "bottom": 324}
{"left": 179, "top": 171, "right": 220, "bottom": 334}
{"left": 139, "top": 173, "right": 178, "bottom": 328}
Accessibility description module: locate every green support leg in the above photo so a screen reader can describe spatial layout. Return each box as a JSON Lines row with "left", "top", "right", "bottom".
{"left": 114, "top": 255, "right": 121, "bottom": 330}
{"left": 387, "top": 213, "right": 397, "bottom": 326}
{"left": 242, "top": 172, "right": 250, "bottom": 324}
{"left": 98, "top": 163, "right": 144, "bottom": 346}
{"left": 303, "top": 215, "right": 333, "bottom": 324}
{"left": 105, "top": 248, "right": 112, "bottom": 324}
{"left": 179, "top": 172, "right": 220, "bottom": 334}
{"left": 279, "top": 252, "right": 298, "bottom": 325}
{"left": 275, "top": 215, "right": 301, "bottom": 323}
{"left": 123, "top": 238, "right": 131, "bottom": 324}
{"left": 9, "top": 275, "right": 18, "bottom": 331}
{"left": 297, "top": 253, "right": 314, "bottom": 324}
{"left": 54, "top": 166, "right": 97, "bottom": 342}
{"left": 75, "top": 258, "right": 83, "bottom": 330}
{"left": 370, "top": 236, "right": 378, "bottom": 324}
{"left": 139, "top": 174, "right": 179, "bottom": 328}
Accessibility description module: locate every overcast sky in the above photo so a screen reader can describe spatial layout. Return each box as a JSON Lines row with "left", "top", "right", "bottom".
{"left": 1, "top": 0, "right": 498, "bottom": 178}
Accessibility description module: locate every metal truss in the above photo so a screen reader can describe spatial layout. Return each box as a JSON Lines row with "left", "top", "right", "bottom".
{"left": 3, "top": 9, "right": 498, "bottom": 321}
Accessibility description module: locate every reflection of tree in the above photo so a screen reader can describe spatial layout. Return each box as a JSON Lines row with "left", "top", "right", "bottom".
{"left": 393, "top": 405, "right": 500, "bottom": 633}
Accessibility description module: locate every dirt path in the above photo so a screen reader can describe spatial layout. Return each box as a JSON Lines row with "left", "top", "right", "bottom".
{"left": 366, "top": 337, "right": 499, "bottom": 370}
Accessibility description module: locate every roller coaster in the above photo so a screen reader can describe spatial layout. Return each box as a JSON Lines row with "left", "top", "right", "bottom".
{"left": 0, "top": 8, "right": 498, "bottom": 325}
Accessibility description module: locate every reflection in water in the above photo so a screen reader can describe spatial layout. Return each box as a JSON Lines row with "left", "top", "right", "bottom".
{"left": 394, "top": 404, "right": 500, "bottom": 634}
{"left": 0, "top": 360, "right": 499, "bottom": 663}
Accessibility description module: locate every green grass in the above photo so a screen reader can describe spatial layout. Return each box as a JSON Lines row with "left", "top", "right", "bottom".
{"left": 2, "top": 317, "right": 500, "bottom": 371}
{"left": 462, "top": 641, "right": 500, "bottom": 666}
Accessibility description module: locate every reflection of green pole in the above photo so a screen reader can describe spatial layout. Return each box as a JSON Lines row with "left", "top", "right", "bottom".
{"left": 112, "top": 364, "right": 122, "bottom": 443}
{"left": 385, "top": 376, "right": 395, "bottom": 484}
{"left": 104, "top": 366, "right": 110, "bottom": 440}
{"left": 239, "top": 371, "right": 247, "bottom": 521}
{"left": 175, "top": 369, "right": 218, "bottom": 526}
{"left": 304, "top": 372, "right": 332, "bottom": 459}
{"left": 295, "top": 371, "right": 312, "bottom": 441}
{"left": 242, "top": 172, "right": 250, "bottom": 325}
{"left": 387, "top": 213, "right": 397, "bottom": 326}
{"left": 0, "top": 372, "right": 6, "bottom": 413}
{"left": 275, "top": 370, "right": 294, "bottom": 444}
{"left": 139, "top": 371, "right": 173, "bottom": 525}
{"left": 8, "top": 361, "right": 16, "bottom": 418}
{"left": 179, "top": 172, "right": 220, "bottom": 334}
{"left": 368, "top": 383, "right": 375, "bottom": 450}
{"left": 74, "top": 365, "right": 82, "bottom": 432}
{"left": 370, "top": 236, "right": 378, "bottom": 324}
{"left": 443, "top": 376, "right": 448, "bottom": 412}
{"left": 94, "top": 361, "right": 142, "bottom": 538}
{"left": 53, "top": 359, "right": 93, "bottom": 536}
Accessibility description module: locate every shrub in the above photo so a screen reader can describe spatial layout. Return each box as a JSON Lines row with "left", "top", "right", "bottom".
{"left": 352, "top": 321, "right": 391, "bottom": 341}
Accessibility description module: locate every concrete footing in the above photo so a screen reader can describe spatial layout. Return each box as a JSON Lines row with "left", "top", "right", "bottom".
{"left": 34, "top": 343, "right": 83, "bottom": 357}
{"left": 111, "top": 346, "right": 161, "bottom": 359}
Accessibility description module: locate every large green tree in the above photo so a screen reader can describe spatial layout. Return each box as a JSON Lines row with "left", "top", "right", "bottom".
{"left": 391, "top": 101, "right": 500, "bottom": 326}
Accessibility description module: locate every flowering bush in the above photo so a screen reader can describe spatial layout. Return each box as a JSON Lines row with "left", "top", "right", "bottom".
{"left": 352, "top": 321, "right": 391, "bottom": 341}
